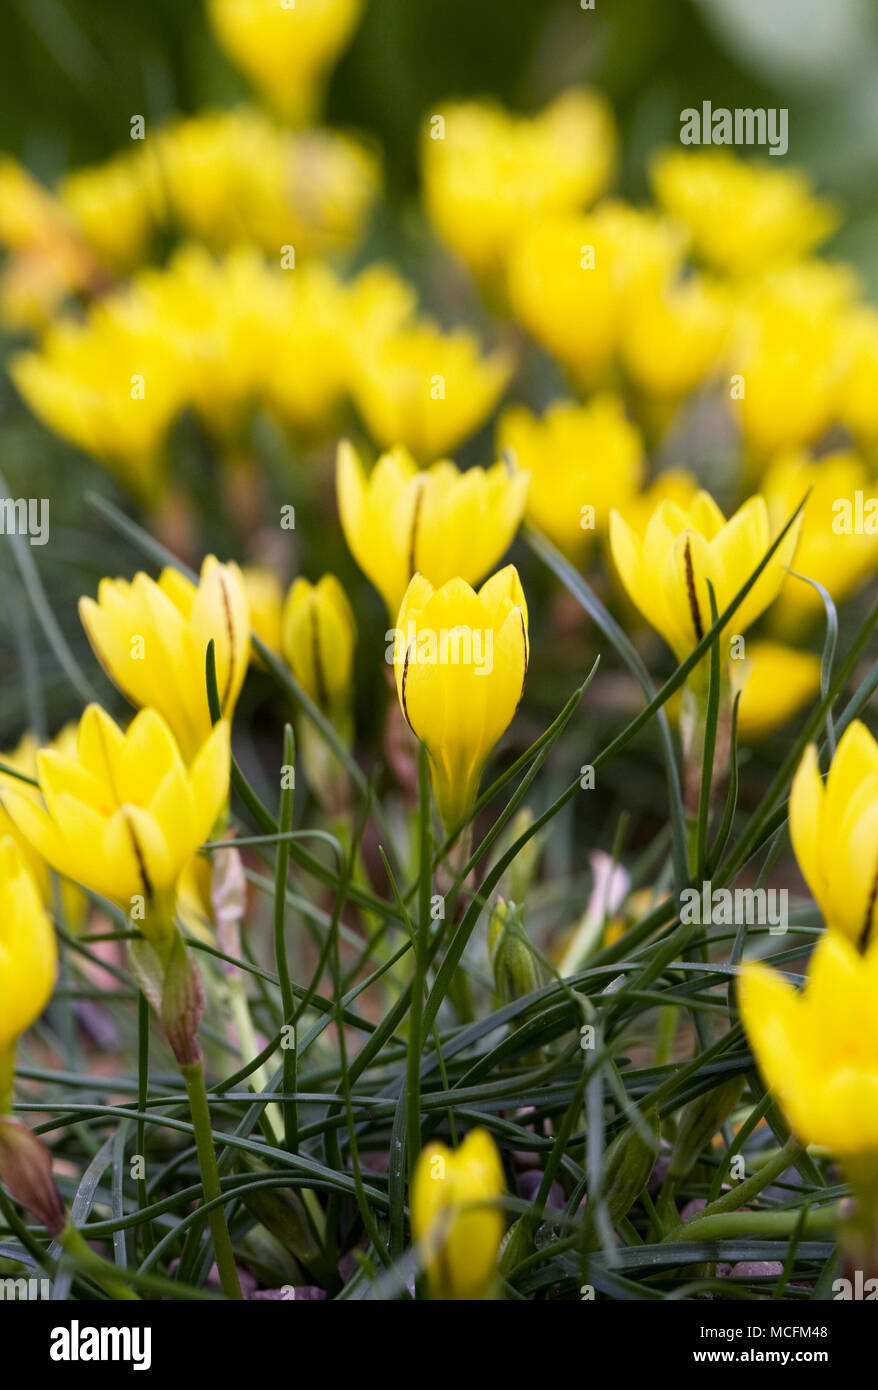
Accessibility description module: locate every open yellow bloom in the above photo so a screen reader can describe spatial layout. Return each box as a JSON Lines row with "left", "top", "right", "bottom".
{"left": 739, "top": 931, "right": 878, "bottom": 1155}
{"left": 207, "top": 0, "right": 362, "bottom": 124}
{"left": 337, "top": 440, "right": 528, "bottom": 618}
{"left": 651, "top": 149, "right": 838, "bottom": 278}
{"left": 731, "top": 640, "right": 821, "bottom": 743}
{"left": 497, "top": 394, "right": 642, "bottom": 555}
{"left": 609, "top": 490, "right": 800, "bottom": 673}
{"left": 1, "top": 705, "right": 229, "bottom": 918}
{"left": 789, "top": 721, "right": 878, "bottom": 947}
{"left": 412, "top": 1128, "right": 505, "bottom": 1300}
{"left": 393, "top": 566, "right": 528, "bottom": 827}
{"left": 0, "top": 838, "right": 57, "bottom": 1064}
{"left": 421, "top": 89, "right": 615, "bottom": 284}
{"left": 508, "top": 201, "right": 684, "bottom": 389}
{"left": 763, "top": 450, "right": 878, "bottom": 632}
{"left": 0, "top": 726, "right": 85, "bottom": 924}
{"left": 729, "top": 263, "right": 857, "bottom": 460}
{"left": 350, "top": 317, "right": 512, "bottom": 462}
{"left": 79, "top": 557, "right": 250, "bottom": 762}
{"left": 281, "top": 575, "right": 356, "bottom": 716}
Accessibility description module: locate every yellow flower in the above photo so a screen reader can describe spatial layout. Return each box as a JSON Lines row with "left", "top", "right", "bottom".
{"left": 0, "top": 726, "right": 85, "bottom": 923}
{"left": 497, "top": 394, "right": 643, "bottom": 555}
{"left": 242, "top": 567, "right": 284, "bottom": 663}
{"left": 730, "top": 640, "right": 821, "bottom": 742}
{"left": 10, "top": 286, "right": 185, "bottom": 505}
{"left": 60, "top": 152, "right": 163, "bottom": 272}
{"left": 412, "top": 1128, "right": 505, "bottom": 1300}
{"left": 421, "top": 89, "right": 615, "bottom": 284}
{"left": 763, "top": 450, "right": 878, "bottom": 631}
{"left": 507, "top": 201, "right": 684, "bottom": 389}
{"left": 0, "top": 838, "right": 57, "bottom": 1101}
{"left": 1, "top": 705, "right": 230, "bottom": 921}
{"left": 350, "top": 316, "right": 512, "bottom": 462}
{"left": 620, "top": 274, "right": 730, "bottom": 402}
{"left": 650, "top": 149, "right": 838, "bottom": 278}
{"left": 609, "top": 490, "right": 801, "bottom": 674}
{"left": 260, "top": 263, "right": 353, "bottom": 438}
{"left": 207, "top": 0, "right": 362, "bottom": 124}
{"left": 840, "top": 305, "right": 878, "bottom": 447}
{"left": 789, "top": 721, "right": 878, "bottom": 948}
{"left": 337, "top": 439, "right": 529, "bottom": 618}
{"left": 729, "top": 263, "right": 857, "bottom": 460}
{"left": 281, "top": 575, "right": 356, "bottom": 715}
{"left": 739, "top": 931, "right": 878, "bottom": 1155}
{"left": 393, "top": 566, "right": 528, "bottom": 828}
{"left": 79, "top": 557, "right": 250, "bottom": 762}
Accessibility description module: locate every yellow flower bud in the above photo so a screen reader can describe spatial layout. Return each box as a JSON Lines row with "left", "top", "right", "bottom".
{"left": 79, "top": 556, "right": 249, "bottom": 762}
{"left": 739, "top": 930, "right": 878, "bottom": 1156}
{"left": 242, "top": 566, "right": 284, "bottom": 664}
{"left": 0, "top": 838, "right": 57, "bottom": 1091}
{"left": 731, "top": 640, "right": 821, "bottom": 743}
{"left": 421, "top": 89, "right": 615, "bottom": 284}
{"left": 497, "top": 394, "right": 643, "bottom": 556}
{"left": 650, "top": 148, "right": 838, "bottom": 279}
{"left": 412, "top": 1128, "right": 505, "bottom": 1300}
{"left": 207, "top": 0, "right": 362, "bottom": 125}
{"left": 337, "top": 439, "right": 528, "bottom": 618}
{"left": 789, "top": 721, "right": 878, "bottom": 948}
{"left": 609, "top": 489, "right": 800, "bottom": 678}
{"left": 393, "top": 566, "right": 528, "bottom": 828}
{"left": 1, "top": 705, "right": 230, "bottom": 923}
{"left": 281, "top": 574, "right": 356, "bottom": 715}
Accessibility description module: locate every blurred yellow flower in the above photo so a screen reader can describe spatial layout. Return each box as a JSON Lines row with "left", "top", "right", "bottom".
{"left": 261, "top": 262, "right": 353, "bottom": 437}
{"left": 207, "top": 0, "right": 362, "bottom": 124}
{"left": 350, "top": 316, "right": 512, "bottom": 461}
{"left": 789, "top": 721, "right": 878, "bottom": 948}
{"left": 1, "top": 705, "right": 230, "bottom": 925}
{"left": 729, "top": 263, "right": 857, "bottom": 460}
{"left": 497, "top": 394, "right": 643, "bottom": 555}
{"left": 0, "top": 157, "right": 99, "bottom": 328}
{"left": 739, "top": 931, "right": 878, "bottom": 1155}
{"left": 421, "top": 89, "right": 615, "bottom": 284}
{"left": 731, "top": 640, "right": 821, "bottom": 742}
{"left": 0, "top": 726, "right": 85, "bottom": 924}
{"left": 242, "top": 567, "right": 284, "bottom": 663}
{"left": 651, "top": 149, "right": 838, "bottom": 278}
{"left": 840, "top": 305, "right": 878, "bottom": 448}
{"left": 393, "top": 566, "right": 528, "bottom": 827}
{"left": 61, "top": 152, "right": 163, "bottom": 272}
{"left": 337, "top": 439, "right": 528, "bottom": 618}
{"left": 763, "top": 450, "right": 878, "bottom": 631}
{"left": 507, "top": 201, "right": 684, "bottom": 388}
{"left": 79, "top": 557, "right": 250, "bottom": 762}
{"left": 281, "top": 574, "right": 356, "bottom": 716}
{"left": 620, "top": 274, "right": 730, "bottom": 403}
{"left": 0, "top": 838, "right": 57, "bottom": 1102}
{"left": 609, "top": 490, "right": 800, "bottom": 678}
{"left": 412, "top": 1128, "right": 505, "bottom": 1300}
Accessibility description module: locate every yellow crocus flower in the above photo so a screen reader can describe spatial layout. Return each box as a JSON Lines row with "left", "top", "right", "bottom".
{"left": 337, "top": 439, "right": 529, "bottom": 618}
{"left": 350, "top": 317, "right": 512, "bottom": 462}
{"left": 242, "top": 567, "right": 284, "bottom": 663}
{"left": 763, "top": 450, "right": 878, "bottom": 632}
{"left": 207, "top": 0, "right": 362, "bottom": 125}
{"left": 609, "top": 490, "right": 801, "bottom": 676}
{"left": 281, "top": 575, "right": 356, "bottom": 716}
{"left": 840, "top": 305, "right": 878, "bottom": 448}
{"left": 731, "top": 640, "right": 821, "bottom": 743}
{"left": 412, "top": 1128, "right": 505, "bottom": 1300}
{"left": 0, "top": 726, "right": 85, "bottom": 924}
{"left": 620, "top": 274, "right": 730, "bottom": 403}
{"left": 1, "top": 705, "right": 230, "bottom": 922}
{"left": 79, "top": 557, "right": 250, "bottom": 762}
{"left": 421, "top": 89, "right": 615, "bottom": 284}
{"left": 739, "top": 930, "right": 878, "bottom": 1155}
{"left": 60, "top": 152, "right": 163, "bottom": 272}
{"left": 393, "top": 566, "right": 528, "bottom": 828}
{"left": 789, "top": 721, "right": 878, "bottom": 948}
{"left": 0, "top": 838, "right": 57, "bottom": 1105}
{"left": 507, "top": 201, "right": 684, "bottom": 389}
{"left": 497, "top": 394, "right": 643, "bottom": 555}
{"left": 650, "top": 148, "right": 838, "bottom": 278}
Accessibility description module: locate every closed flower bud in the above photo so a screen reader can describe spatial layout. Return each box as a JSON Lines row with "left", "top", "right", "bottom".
{"left": 668, "top": 1078, "right": 744, "bottom": 1181}
{"left": 412, "top": 1128, "right": 505, "bottom": 1300}
{"left": 583, "top": 1111, "right": 661, "bottom": 1249}
{"left": 281, "top": 574, "right": 356, "bottom": 718}
{"left": 0, "top": 1115, "right": 66, "bottom": 1236}
{"left": 337, "top": 439, "right": 528, "bottom": 619}
{"left": 393, "top": 566, "right": 528, "bottom": 828}
{"left": 488, "top": 899, "right": 544, "bottom": 1005}
{"left": 79, "top": 555, "right": 249, "bottom": 761}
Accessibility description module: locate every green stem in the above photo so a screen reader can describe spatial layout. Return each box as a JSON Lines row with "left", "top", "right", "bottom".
{"left": 61, "top": 1222, "right": 141, "bottom": 1300}
{"left": 670, "top": 1204, "right": 842, "bottom": 1244}
{"left": 181, "top": 1059, "right": 243, "bottom": 1300}
{"left": 663, "top": 1135, "right": 802, "bottom": 1243}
